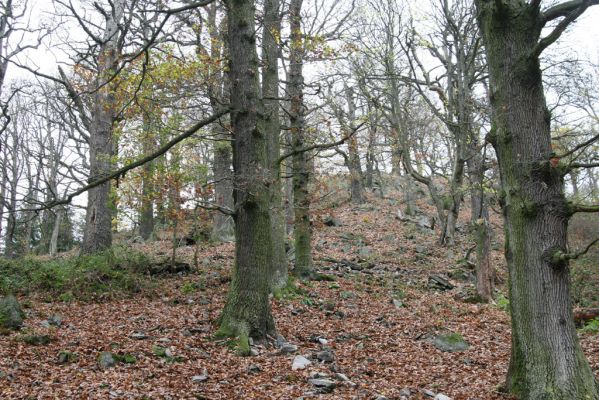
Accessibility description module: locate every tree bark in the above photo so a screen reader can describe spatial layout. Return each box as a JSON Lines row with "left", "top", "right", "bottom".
{"left": 475, "top": 2, "right": 599, "bottom": 398}
{"left": 81, "top": 0, "right": 124, "bottom": 254}
{"left": 345, "top": 85, "right": 365, "bottom": 204}
{"left": 218, "top": 0, "right": 276, "bottom": 346}
{"left": 262, "top": 0, "right": 287, "bottom": 290}
{"left": 139, "top": 113, "right": 155, "bottom": 240}
{"left": 288, "top": 0, "right": 313, "bottom": 279}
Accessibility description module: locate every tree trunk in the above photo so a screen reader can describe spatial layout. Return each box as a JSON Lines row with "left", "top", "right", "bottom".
{"left": 440, "top": 141, "right": 465, "bottom": 245}
{"left": 49, "top": 208, "right": 63, "bottom": 257}
{"left": 262, "top": 0, "right": 287, "bottom": 290}
{"left": 468, "top": 148, "right": 494, "bottom": 302}
{"left": 475, "top": 2, "right": 599, "bottom": 398}
{"left": 218, "top": 0, "right": 276, "bottom": 346}
{"left": 81, "top": 1, "right": 124, "bottom": 254}
{"left": 139, "top": 114, "right": 155, "bottom": 240}
{"left": 211, "top": 139, "right": 235, "bottom": 241}
{"left": 288, "top": 0, "right": 313, "bottom": 279}
{"left": 345, "top": 85, "right": 365, "bottom": 204}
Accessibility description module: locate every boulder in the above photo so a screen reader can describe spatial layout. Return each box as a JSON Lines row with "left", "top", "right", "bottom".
{"left": 0, "top": 295, "right": 25, "bottom": 330}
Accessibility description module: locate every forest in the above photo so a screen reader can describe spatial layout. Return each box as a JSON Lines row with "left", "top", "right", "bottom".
{"left": 0, "top": 0, "right": 598, "bottom": 399}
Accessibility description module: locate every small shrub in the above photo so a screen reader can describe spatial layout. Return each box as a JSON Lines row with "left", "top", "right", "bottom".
{"left": 580, "top": 318, "right": 599, "bottom": 334}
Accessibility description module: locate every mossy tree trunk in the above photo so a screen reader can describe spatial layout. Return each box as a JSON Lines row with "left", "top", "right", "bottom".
{"left": 218, "top": 0, "right": 276, "bottom": 344}
{"left": 475, "top": 1, "right": 599, "bottom": 398}
{"left": 261, "top": 0, "right": 287, "bottom": 290}
{"left": 288, "top": 0, "right": 313, "bottom": 279}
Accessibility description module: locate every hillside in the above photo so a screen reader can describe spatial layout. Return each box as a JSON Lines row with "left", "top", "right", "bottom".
{"left": 0, "top": 192, "right": 597, "bottom": 400}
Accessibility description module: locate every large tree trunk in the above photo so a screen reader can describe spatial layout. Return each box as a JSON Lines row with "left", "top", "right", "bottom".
{"left": 475, "top": 2, "right": 599, "bottom": 398}
{"left": 49, "top": 208, "right": 63, "bottom": 257}
{"left": 288, "top": 0, "right": 313, "bottom": 279}
{"left": 81, "top": 1, "right": 124, "bottom": 254}
{"left": 262, "top": 0, "right": 287, "bottom": 290}
{"left": 218, "top": 0, "right": 276, "bottom": 346}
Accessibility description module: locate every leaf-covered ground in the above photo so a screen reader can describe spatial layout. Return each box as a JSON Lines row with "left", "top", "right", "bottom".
{"left": 1, "top": 194, "right": 598, "bottom": 399}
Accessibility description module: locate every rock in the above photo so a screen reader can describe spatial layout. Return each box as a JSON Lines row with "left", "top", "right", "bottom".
{"left": 308, "top": 378, "right": 336, "bottom": 393}
{"left": 98, "top": 352, "right": 117, "bottom": 369}
{"left": 323, "top": 215, "right": 341, "bottom": 227}
{"left": 57, "top": 350, "right": 77, "bottom": 364}
{"left": 247, "top": 364, "right": 261, "bottom": 374}
{"left": 399, "top": 388, "right": 412, "bottom": 397}
{"left": 434, "top": 394, "right": 452, "bottom": 400}
{"left": 292, "top": 355, "right": 312, "bottom": 370}
{"left": 334, "top": 373, "right": 350, "bottom": 381}
{"left": 40, "top": 315, "right": 62, "bottom": 328}
{"left": 316, "top": 350, "right": 335, "bottom": 363}
{"left": 280, "top": 343, "right": 298, "bottom": 354}
{"left": 392, "top": 298, "right": 404, "bottom": 309}
{"left": 427, "top": 274, "right": 454, "bottom": 291}
{"left": 0, "top": 295, "right": 25, "bottom": 330}
{"left": 309, "top": 372, "right": 330, "bottom": 379}
{"left": 192, "top": 370, "right": 209, "bottom": 383}
{"left": 129, "top": 332, "right": 148, "bottom": 340}
{"left": 432, "top": 333, "right": 470, "bottom": 352}
{"left": 423, "top": 389, "right": 436, "bottom": 397}
{"left": 318, "top": 338, "right": 329, "bottom": 345}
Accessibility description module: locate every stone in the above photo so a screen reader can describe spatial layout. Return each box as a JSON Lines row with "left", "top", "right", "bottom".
{"left": 98, "top": 352, "right": 117, "bottom": 369}
{"left": 316, "top": 350, "right": 335, "bottom": 363}
{"left": 323, "top": 215, "right": 342, "bottom": 227}
{"left": 432, "top": 333, "right": 470, "bottom": 352}
{"left": 308, "top": 378, "right": 336, "bottom": 393}
{"left": 192, "top": 370, "right": 209, "bottom": 383}
{"left": 334, "top": 373, "right": 350, "bottom": 381}
{"left": 427, "top": 274, "right": 454, "bottom": 291}
{"left": 40, "top": 315, "right": 62, "bottom": 328}
{"left": 0, "top": 295, "right": 25, "bottom": 330}
{"left": 392, "top": 299, "right": 404, "bottom": 309}
{"left": 129, "top": 332, "right": 148, "bottom": 340}
{"left": 247, "top": 364, "right": 261, "bottom": 374}
{"left": 434, "top": 394, "right": 452, "bottom": 400}
{"left": 280, "top": 343, "right": 298, "bottom": 354}
{"left": 57, "top": 350, "right": 77, "bottom": 364}
{"left": 292, "top": 355, "right": 312, "bottom": 370}
{"left": 318, "top": 338, "right": 329, "bottom": 345}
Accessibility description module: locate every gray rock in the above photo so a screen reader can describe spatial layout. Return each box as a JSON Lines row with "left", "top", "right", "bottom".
{"left": 432, "top": 332, "right": 470, "bottom": 352}
{"left": 98, "top": 352, "right": 117, "bottom": 369}
{"left": 192, "top": 370, "right": 209, "bottom": 383}
{"left": 40, "top": 315, "right": 62, "bottom": 329}
{"left": 323, "top": 215, "right": 342, "bottom": 227}
{"left": 316, "top": 350, "right": 335, "bottom": 363}
{"left": 280, "top": 343, "right": 298, "bottom": 354}
{"left": 129, "top": 332, "right": 148, "bottom": 340}
{"left": 318, "top": 338, "right": 329, "bottom": 345}
{"left": 334, "top": 373, "right": 349, "bottom": 381}
{"left": 0, "top": 295, "right": 25, "bottom": 330}
{"left": 292, "top": 355, "right": 312, "bottom": 370}
{"left": 309, "top": 372, "right": 329, "bottom": 379}
{"left": 308, "top": 378, "right": 336, "bottom": 393}
{"left": 247, "top": 364, "right": 261, "bottom": 374}
{"left": 434, "top": 394, "right": 452, "bottom": 400}
{"left": 392, "top": 299, "right": 404, "bottom": 309}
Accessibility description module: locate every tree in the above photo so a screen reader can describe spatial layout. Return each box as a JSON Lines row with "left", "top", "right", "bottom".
{"left": 474, "top": 0, "right": 599, "bottom": 398}
{"left": 217, "top": 0, "right": 276, "bottom": 349}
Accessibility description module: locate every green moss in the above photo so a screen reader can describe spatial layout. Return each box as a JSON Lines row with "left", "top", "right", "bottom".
{"left": 235, "top": 333, "right": 251, "bottom": 356}
{"left": 0, "top": 246, "right": 152, "bottom": 300}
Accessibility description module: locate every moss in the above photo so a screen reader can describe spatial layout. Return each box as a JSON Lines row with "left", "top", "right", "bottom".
{"left": 235, "top": 333, "right": 251, "bottom": 356}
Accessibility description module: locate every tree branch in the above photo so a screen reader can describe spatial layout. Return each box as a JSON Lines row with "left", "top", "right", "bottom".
{"left": 552, "top": 237, "right": 599, "bottom": 263}
{"left": 24, "top": 108, "right": 229, "bottom": 212}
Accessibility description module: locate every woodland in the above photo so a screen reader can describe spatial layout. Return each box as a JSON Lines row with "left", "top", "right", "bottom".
{"left": 0, "top": 0, "right": 598, "bottom": 399}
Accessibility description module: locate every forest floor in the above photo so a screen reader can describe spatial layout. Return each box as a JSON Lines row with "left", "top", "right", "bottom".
{"left": 0, "top": 192, "right": 598, "bottom": 400}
